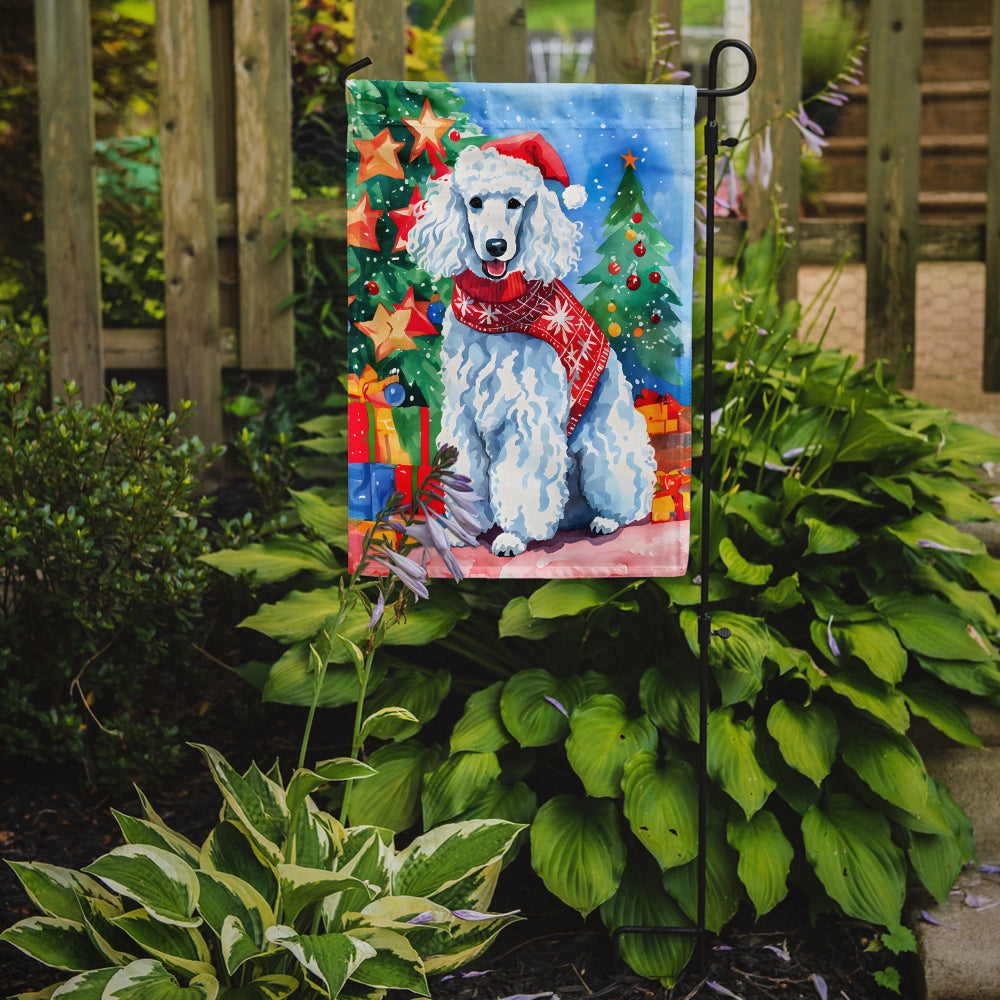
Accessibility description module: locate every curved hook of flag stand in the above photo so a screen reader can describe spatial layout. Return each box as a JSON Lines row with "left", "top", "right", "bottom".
{"left": 339, "top": 39, "right": 758, "bottom": 976}
{"left": 612, "top": 38, "right": 756, "bottom": 973}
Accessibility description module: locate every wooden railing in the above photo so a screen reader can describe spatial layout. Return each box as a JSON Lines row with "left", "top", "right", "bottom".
{"left": 33, "top": 0, "right": 1000, "bottom": 444}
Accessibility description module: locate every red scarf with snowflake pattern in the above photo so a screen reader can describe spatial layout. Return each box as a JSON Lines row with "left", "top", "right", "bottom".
{"left": 451, "top": 269, "right": 609, "bottom": 436}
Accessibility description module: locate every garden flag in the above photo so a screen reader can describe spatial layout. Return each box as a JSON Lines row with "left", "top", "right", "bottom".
{"left": 347, "top": 80, "right": 696, "bottom": 578}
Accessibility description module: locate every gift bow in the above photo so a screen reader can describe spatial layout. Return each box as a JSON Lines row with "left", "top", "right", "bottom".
{"left": 348, "top": 365, "right": 404, "bottom": 407}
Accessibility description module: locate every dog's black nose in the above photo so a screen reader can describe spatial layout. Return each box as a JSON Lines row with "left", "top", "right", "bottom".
{"left": 485, "top": 238, "right": 507, "bottom": 258}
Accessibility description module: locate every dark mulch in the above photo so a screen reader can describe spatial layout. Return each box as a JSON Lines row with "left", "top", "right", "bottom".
{"left": 1, "top": 746, "right": 915, "bottom": 1000}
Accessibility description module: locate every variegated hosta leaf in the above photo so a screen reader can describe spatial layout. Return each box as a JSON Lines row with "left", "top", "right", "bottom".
{"left": 529, "top": 795, "right": 626, "bottom": 917}
{"left": 285, "top": 760, "right": 375, "bottom": 824}
{"left": 391, "top": 820, "right": 524, "bottom": 901}
{"left": 345, "top": 926, "right": 429, "bottom": 995}
{"left": 0, "top": 916, "right": 107, "bottom": 971}
{"left": 45, "top": 966, "right": 118, "bottom": 997}
{"left": 195, "top": 871, "right": 274, "bottom": 974}
{"left": 661, "top": 811, "right": 742, "bottom": 934}
{"left": 765, "top": 700, "right": 838, "bottom": 786}
{"left": 422, "top": 907, "right": 522, "bottom": 975}
{"left": 421, "top": 751, "right": 501, "bottom": 829}
{"left": 4, "top": 861, "right": 118, "bottom": 922}
{"left": 288, "top": 801, "right": 344, "bottom": 870}
{"left": 565, "top": 695, "right": 658, "bottom": 799}
{"left": 191, "top": 745, "right": 287, "bottom": 863}
{"left": 265, "top": 925, "right": 375, "bottom": 998}
{"left": 323, "top": 829, "right": 393, "bottom": 931}
{"left": 802, "top": 793, "right": 906, "bottom": 926}
{"left": 110, "top": 908, "right": 214, "bottom": 979}
{"left": 200, "top": 822, "right": 278, "bottom": 910}
{"left": 450, "top": 681, "right": 511, "bottom": 754}
{"left": 102, "top": 958, "right": 218, "bottom": 999}
{"left": 499, "top": 669, "right": 585, "bottom": 747}
{"left": 83, "top": 846, "right": 200, "bottom": 928}
{"left": 77, "top": 894, "right": 136, "bottom": 966}
{"left": 214, "top": 974, "right": 299, "bottom": 1000}
{"left": 276, "top": 864, "right": 375, "bottom": 925}
{"left": 727, "top": 810, "right": 793, "bottom": 918}
{"left": 112, "top": 810, "right": 201, "bottom": 868}
{"left": 423, "top": 859, "right": 501, "bottom": 916}
{"left": 621, "top": 751, "right": 699, "bottom": 871}
{"left": 838, "top": 718, "right": 929, "bottom": 817}
{"left": 347, "top": 740, "right": 442, "bottom": 832}
{"left": 707, "top": 707, "right": 776, "bottom": 819}
{"left": 599, "top": 853, "right": 694, "bottom": 987}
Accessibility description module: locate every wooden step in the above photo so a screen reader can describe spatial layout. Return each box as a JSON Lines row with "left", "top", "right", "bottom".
{"left": 922, "top": 0, "right": 992, "bottom": 28}
{"left": 813, "top": 190, "right": 987, "bottom": 222}
{"left": 922, "top": 25, "right": 993, "bottom": 83}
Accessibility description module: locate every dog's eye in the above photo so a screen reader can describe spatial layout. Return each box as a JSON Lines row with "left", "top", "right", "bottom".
{"left": 469, "top": 196, "right": 483, "bottom": 209}
{"left": 507, "top": 198, "right": 522, "bottom": 209}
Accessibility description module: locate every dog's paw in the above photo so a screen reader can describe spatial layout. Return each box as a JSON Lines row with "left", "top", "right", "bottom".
{"left": 590, "top": 516, "right": 620, "bottom": 535}
{"left": 492, "top": 532, "right": 527, "bottom": 557}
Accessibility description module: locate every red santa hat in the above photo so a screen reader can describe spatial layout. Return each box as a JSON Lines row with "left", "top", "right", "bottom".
{"left": 481, "top": 132, "right": 588, "bottom": 210}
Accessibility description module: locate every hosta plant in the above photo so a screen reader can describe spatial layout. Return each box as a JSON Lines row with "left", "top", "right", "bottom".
{"left": 1, "top": 744, "right": 523, "bottom": 999}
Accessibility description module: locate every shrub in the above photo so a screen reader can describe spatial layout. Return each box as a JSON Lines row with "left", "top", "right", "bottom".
{"left": 0, "top": 317, "right": 220, "bottom": 783}
{"left": 212, "top": 233, "right": 1000, "bottom": 985}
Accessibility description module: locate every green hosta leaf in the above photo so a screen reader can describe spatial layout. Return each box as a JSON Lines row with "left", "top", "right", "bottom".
{"left": 345, "top": 926, "right": 428, "bottom": 994}
{"left": 112, "top": 812, "right": 201, "bottom": 868}
{"left": 450, "top": 682, "right": 511, "bottom": 754}
{"left": 191, "top": 746, "right": 287, "bottom": 863}
{"left": 288, "top": 488, "right": 349, "bottom": 546}
{"left": 901, "top": 680, "right": 982, "bottom": 748}
{"left": 530, "top": 795, "right": 626, "bottom": 917}
{"left": 621, "top": 751, "right": 698, "bottom": 871}
{"left": 836, "top": 621, "right": 907, "bottom": 684}
{"left": 393, "top": 820, "right": 524, "bottom": 901}
{"left": 261, "top": 643, "right": 385, "bottom": 709}
{"left": 453, "top": 779, "right": 538, "bottom": 827}
{"left": 421, "top": 751, "right": 502, "bottom": 828}
{"left": 0, "top": 916, "right": 107, "bottom": 971}
{"left": 809, "top": 661, "right": 910, "bottom": 732}
{"left": 200, "top": 822, "right": 278, "bottom": 910}
{"left": 661, "top": 811, "right": 741, "bottom": 933}
{"left": 347, "top": 740, "right": 442, "bottom": 832}
{"left": 5, "top": 862, "right": 118, "bottom": 923}
{"left": 765, "top": 700, "right": 838, "bottom": 786}
{"left": 497, "top": 596, "right": 564, "bottom": 639}
{"left": 195, "top": 871, "right": 273, "bottom": 974}
{"left": 565, "top": 695, "right": 658, "bottom": 798}
{"left": 727, "top": 811, "right": 793, "bottom": 918}
{"left": 866, "top": 474, "right": 914, "bottom": 509}
{"left": 967, "top": 553, "right": 1000, "bottom": 597}
{"left": 599, "top": 853, "right": 694, "bottom": 987}
{"left": 911, "top": 562, "right": 1000, "bottom": 633}
{"left": 718, "top": 537, "right": 772, "bottom": 586}
{"left": 277, "top": 865, "right": 374, "bottom": 925}
{"left": 103, "top": 959, "right": 218, "bottom": 1000}
{"left": 835, "top": 410, "right": 927, "bottom": 463}
{"left": 707, "top": 707, "right": 776, "bottom": 818}
{"left": 802, "top": 793, "right": 906, "bottom": 926}
{"left": 216, "top": 975, "right": 299, "bottom": 1000}
{"left": 874, "top": 593, "right": 995, "bottom": 662}
{"left": 916, "top": 655, "right": 1000, "bottom": 697}
{"left": 724, "top": 490, "right": 784, "bottom": 545}
{"left": 803, "top": 517, "right": 859, "bottom": 556}
{"left": 265, "top": 926, "right": 375, "bottom": 997}
{"left": 907, "top": 472, "right": 999, "bottom": 522}
{"left": 527, "top": 579, "right": 617, "bottom": 617}
{"left": 499, "top": 670, "right": 584, "bottom": 747}
{"left": 756, "top": 573, "right": 805, "bottom": 614}
{"left": 886, "top": 512, "right": 985, "bottom": 556}
{"left": 936, "top": 421, "right": 1000, "bottom": 464}
{"left": 681, "top": 610, "right": 770, "bottom": 706}
{"left": 200, "top": 535, "right": 339, "bottom": 584}
{"left": 360, "top": 706, "right": 421, "bottom": 742}
{"left": 111, "top": 908, "right": 214, "bottom": 978}
{"left": 639, "top": 664, "right": 699, "bottom": 742}
{"left": 839, "top": 718, "right": 929, "bottom": 816}
{"left": 909, "top": 796, "right": 967, "bottom": 906}
{"left": 83, "top": 846, "right": 200, "bottom": 928}
{"left": 363, "top": 667, "right": 451, "bottom": 740}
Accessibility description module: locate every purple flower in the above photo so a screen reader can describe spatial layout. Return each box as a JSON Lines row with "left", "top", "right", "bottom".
{"left": 451, "top": 908, "right": 520, "bottom": 921}
{"left": 370, "top": 544, "right": 429, "bottom": 600}
{"left": 827, "top": 616, "right": 841, "bottom": 658}
{"left": 407, "top": 911, "right": 438, "bottom": 925}
{"left": 791, "top": 104, "right": 828, "bottom": 156}
{"left": 367, "top": 590, "right": 385, "bottom": 631}
{"left": 747, "top": 125, "right": 773, "bottom": 191}
{"left": 763, "top": 944, "right": 790, "bottom": 961}
{"left": 391, "top": 502, "right": 464, "bottom": 581}
{"left": 544, "top": 695, "right": 569, "bottom": 718}
{"left": 706, "top": 983, "right": 742, "bottom": 999}
{"left": 812, "top": 974, "right": 828, "bottom": 1000}
{"left": 917, "top": 538, "right": 972, "bottom": 554}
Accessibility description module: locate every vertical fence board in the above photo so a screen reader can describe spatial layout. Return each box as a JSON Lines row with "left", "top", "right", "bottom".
{"left": 34, "top": 0, "right": 103, "bottom": 405}
{"left": 864, "top": 0, "right": 923, "bottom": 389}
{"left": 233, "top": 0, "right": 294, "bottom": 369}
{"left": 747, "top": 0, "right": 801, "bottom": 304}
{"left": 157, "top": 0, "right": 222, "bottom": 444}
{"left": 594, "top": 0, "right": 655, "bottom": 84}
{"left": 983, "top": 0, "right": 1000, "bottom": 390}
{"left": 355, "top": 0, "right": 406, "bottom": 80}
{"left": 474, "top": 0, "right": 527, "bottom": 82}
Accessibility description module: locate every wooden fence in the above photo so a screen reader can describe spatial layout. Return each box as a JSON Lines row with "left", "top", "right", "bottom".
{"left": 34, "top": 0, "right": 1000, "bottom": 445}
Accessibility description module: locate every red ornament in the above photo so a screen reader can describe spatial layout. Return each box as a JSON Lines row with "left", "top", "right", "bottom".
{"left": 608, "top": 261, "right": 621, "bottom": 276}
{"left": 634, "top": 241, "right": 646, "bottom": 257}
{"left": 649, "top": 270, "right": 662, "bottom": 283}
{"left": 626, "top": 274, "right": 641, "bottom": 291}
{"left": 632, "top": 212, "right": 643, "bottom": 223}
{"left": 449, "top": 130, "right": 461, "bottom": 141}
{"left": 651, "top": 312, "right": 661, "bottom": 324}
{"left": 365, "top": 280, "right": 379, "bottom": 295}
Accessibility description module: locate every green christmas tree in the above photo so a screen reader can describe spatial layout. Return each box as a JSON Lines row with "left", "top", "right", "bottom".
{"left": 346, "top": 81, "right": 489, "bottom": 455}
{"left": 578, "top": 150, "right": 686, "bottom": 395}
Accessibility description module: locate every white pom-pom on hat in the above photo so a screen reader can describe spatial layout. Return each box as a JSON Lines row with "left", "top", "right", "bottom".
{"left": 562, "top": 184, "right": 587, "bottom": 209}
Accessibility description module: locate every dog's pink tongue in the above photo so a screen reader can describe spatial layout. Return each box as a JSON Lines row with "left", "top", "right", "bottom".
{"left": 485, "top": 259, "right": 506, "bottom": 278}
